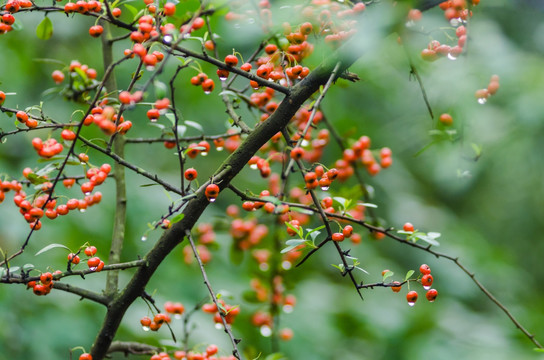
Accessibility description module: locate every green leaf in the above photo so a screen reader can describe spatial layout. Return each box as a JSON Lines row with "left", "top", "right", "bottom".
{"left": 23, "top": 263, "right": 35, "bottom": 271}
{"left": 264, "top": 353, "right": 287, "bottom": 360}
{"left": 285, "top": 239, "right": 306, "bottom": 246}
{"left": 34, "top": 58, "right": 66, "bottom": 67}
{"left": 333, "top": 196, "right": 347, "bottom": 208}
{"left": 36, "top": 16, "right": 53, "bottom": 40}
{"left": 11, "top": 20, "right": 23, "bottom": 31}
{"left": 331, "top": 264, "right": 345, "bottom": 272}
{"left": 404, "top": 270, "right": 415, "bottom": 281}
{"left": 533, "top": 348, "right": 544, "bottom": 353}
{"left": 359, "top": 202, "right": 378, "bottom": 208}
{"left": 8, "top": 266, "right": 20, "bottom": 273}
{"left": 280, "top": 245, "right": 298, "bottom": 254}
{"left": 185, "top": 120, "right": 203, "bottom": 132}
{"left": 382, "top": 270, "right": 394, "bottom": 281}
{"left": 124, "top": 3, "right": 138, "bottom": 18}
{"left": 354, "top": 266, "right": 369, "bottom": 274}
{"left": 288, "top": 207, "right": 314, "bottom": 215}
{"left": 154, "top": 80, "right": 167, "bottom": 100}
{"left": 415, "top": 234, "right": 440, "bottom": 246}
{"left": 35, "top": 243, "right": 70, "bottom": 256}
{"left": 26, "top": 173, "right": 49, "bottom": 185}
{"left": 164, "top": 113, "right": 176, "bottom": 126}
{"left": 284, "top": 221, "right": 303, "bottom": 238}
{"left": 171, "top": 213, "right": 185, "bottom": 224}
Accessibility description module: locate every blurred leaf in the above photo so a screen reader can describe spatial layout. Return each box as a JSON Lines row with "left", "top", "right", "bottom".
{"left": 404, "top": 270, "right": 415, "bottom": 281}
{"left": 35, "top": 243, "right": 70, "bottom": 256}
{"left": 171, "top": 213, "right": 185, "bottom": 224}
{"left": 23, "top": 264, "right": 35, "bottom": 271}
{"left": 242, "top": 290, "right": 260, "bottom": 303}
{"left": 185, "top": 120, "right": 203, "bottom": 132}
{"left": 359, "top": 202, "right": 378, "bottom": 208}
{"left": 280, "top": 245, "right": 298, "bottom": 254}
{"left": 154, "top": 80, "right": 167, "bottom": 100}
{"left": 285, "top": 239, "right": 306, "bottom": 246}
{"left": 264, "top": 354, "right": 287, "bottom": 360}
{"left": 382, "top": 270, "right": 394, "bottom": 281}
{"left": 36, "top": 16, "right": 53, "bottom": 40}
{"left": 34, "top": 58, "right": 66, "bottom": 67}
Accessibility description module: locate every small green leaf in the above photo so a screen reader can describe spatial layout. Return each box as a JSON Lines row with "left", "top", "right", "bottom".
{"left": 331, "top": 264, "right": 345, "bottom": 272}
{"left": 404, "top": 270, "right": 415, "bottom": 281}
{"left": 333, "top": 197, "right": 347, "bottom": 208}
{"left": 165, "top": 113, "right": 176, "bottom": 126}
{"left": 8, "top": 266, "right": 20, "bottom": 273}
{"left": 354, "top": 266, "right": 369, "bottom": 274}
{"left": 382, "top": 270, "right": 394, "bottom": 281}
{"left": 23, "top": 263, "right": 35, "bottom": 271}
{"left": 171, "top": 213, "right": 185, "bottom": 224}
{"left": 26, "top": 173, "right": 49, "bottom": 185}
{"left": 264, "top": 353, "right": 288, "bottom": 360}
{"left": 359, "top": 202, "right": 378, "bottom": 208}
{"left": 284, "top": 221, "right": 303, "bottom": 238}
{"left": 124, "top": 3, "right": 138, "bottom": 18}
{"left": 36, "top": 16, "right": 53, "bottom": 40}
{"left": 415, "top": 234, "right": 440, "bottom": 246}
{"left": 285, "top": 239, "right": 306, "bottom": 246}
{"left": 35, "top": 243, "right": 70, "bottom": 256}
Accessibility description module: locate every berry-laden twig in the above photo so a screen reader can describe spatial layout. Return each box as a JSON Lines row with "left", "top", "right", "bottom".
{"left": 185, "top": 231, "right": 243, "bottom": 360}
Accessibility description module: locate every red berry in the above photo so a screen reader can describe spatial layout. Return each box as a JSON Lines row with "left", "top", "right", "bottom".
{"left": 119, "top": 91, "right": 132, "bottom": 104}
{"left": 439, "top": 113, "right": 453, "bottom": 126}
{"left": 163, "top": 2, "right": 176, "bottom": 16}
{"left": 391, "top": 281, "right": 402, "bottom": 292}
{"left": 0, "top": 91, "right": 5, "bottom": 105}
{"left": 87, "top": 257, "right": 100, "bottom": 269}
{"left": 84, "top": 246, "right": 97, "bottom": 256}
{"left": 68, "top": 253, "right": 80, "bottom": 264}
{"left": 406, "top": 290, "right": 418, "bottom": 305}
{"left": 403, "top": 222, "right": 414, "bottom": 232}
{"left": 205, "top": 183, "right": 220, "bottom": 201}
{"left": 426, "top": 288, "right": 438, "bottom": 302}
{"left": 331, "top": 232, "right": 344, "bottom": 242}
{"left": 40, "top": 272, "right": 53, "bottom": 285}
{"left": 342, "top": 225, "right": 353, "bottom": 238}
{"left": 51, "top": 70, "right": 65, "bottom": 84}
{"left": 89, "top": 25, "right": 103, "bottom": 37}
{"left": 184, "top": 168, "right": 197, "bottom": 181}
{"left": 111, "top": 7, "right": 121, "bottom": 17}
{"left": 419, "top": 264, "right": 431, "bottom": 275}
{"left": 421, "top": 274, "right": 433, "bottom": 288}
{"left": 201, "top": 78, "right": 215, "bottom": 93}
{"left": 79, "top": 353, "right": 93, "bottom": 360}
{"left": 224, "top": 54, "right": 238, "bottom": 67}
{"left": 61, "top": 129, "right": 76, "bottom": 141}
{"left": 16, "top": 111, "right": 28, "bottom": 123}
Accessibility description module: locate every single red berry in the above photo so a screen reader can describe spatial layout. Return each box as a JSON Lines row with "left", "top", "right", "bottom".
{"left": 40, "top": 272, "right": 53, "bottom": 285}
{"left": 87, "top": 256, "right": 101, "bottom": 269}
{"left": 403, "top": 222, "right": 414, "bottom": 232}
{"left": 224, "top": 54, "right": 238, "bottom": 67}
{"left": 421, "top": 274, "right": 433, "bottom": 288}
{"left": 290, "top": 147, "right": 305, "bottom": 160}
{"left": 111, "top": 7, "right": 121, "bottom": 17}
{"left": 184, "top": 168, "right": 197, "bottom": 181}
{"left": 119, "top": 91, "right": 132, "bottom": 104}
{"left": 16, "top": 111, "right": 28, "bottom": 123}
{"left": 201, "top": 78, "right": 215, "bottom": 93}
{"left": 140, "top": 316, "right": 152, "bottom": 327}
{"left": 391, "top": 281, "right": 402, "bottom": 292}
{"left": 61, "top": 129, "right": 76, "bottom": 141}
{"left": 79, "top": 353, "right": 93, "bottom": 360}
{"left": 439, "top": 113, "right": 453, "bottom": 126}
{"left": 33, "top": 284, "right": 47, "bottom": 296}
{"left": 331, "top": 232, "right": 344, "bottom": 242}
{"left": 89, "top": 25, "right": 104, "bottom": 37}
{"left": 406, "top": 290, "right": 418, "bottom": 305}
{"left": 426, "top": 288, "right": 438, "bottom": 302}
{"left": 342, "top": 225, "right": 353, "bottom": 238}
{"left": 163, "top": 2, "right": 176, "bottom": 16}
{"left": 0, "top": 91, "right": 6, "bottom": 105}
{"left": 419, "top": 264, "right": 431, "bottom": 275}
{"left": 51, "top": 70, "right": 65, "bottom": 84}
{"left": 204, "top": 40, "right": 215, "bottom": 51}
{"left": 205, "top": 184, "right": 220, "bottom": 201}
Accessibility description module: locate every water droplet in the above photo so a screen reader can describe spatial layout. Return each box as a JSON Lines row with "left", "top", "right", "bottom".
{"left": 260, "top": 325, "right": 272, "bottom": 337}
{"left": 450, "top": 18, "right": 461, "bottom": 27}
{"left": 423, "top": 285, "right": 431, "bottom": 290}
{"left": 250, "top": 164, "right": 258, "bottom": 170}
{"left": 259, "top": 263, "right": 269, "bottom": 271}
{"left": 201, "top": 151, "right": 208, "bottom": 156}
{"left": 89, "top": 266, "right": 97, "bottom": 271}
{"left": 408, "top": 301, "right": 415, "bottom": 307}
{"left": 174, "top": 314, "right": 182, "bottom": 320}
{"left": 204, "top": 90, "right": 211, "bottom": 95}
{"left": 215, "top": 323, "right": 224, "bottom": 330}
{"left": 159, "top": 109, "right": 167, "bottom": 115}
{"left": 282, "top": 261, "right": 292, "bottom": 270}
{"left": 80, "top": 162, "right": 86, "bottom": 165}
{"left": 428, "top": 299, "right": 435, "bottom": 303}
{"left": 208, "top": 197, "right": 216, "bottom": 203}
{"left": 141, "top": 235, "right": 147, "bottom": 242}
{"left": 219, "top": 76, "right": 227, "bottom": 81}
{"left": 146, "top": 65, "right": 155, "bottom": 71}
{"left": 84, "top": 191, "right": 91, "bottom": 196}
{"left": 164, "top": 35, "right": 172, "bottom": 44}
{"left": 216, "top": 147, "right": 223, "bottom": 151}
{"left": 321, "top": 186, "right": 329, "bottom": 191}
{"left": 150, "top": 118, "right": 157, "bottom": 123}
{"left": 477, "top": 98, "right": 487, "bottom": 105}
{"left": 283, "top": 305, "right": 293, "bottom": 313}
{"left": 405, "top": 20, "right": 415, "bottom": 28}
{"left": 79, "top": 209, "right": 86, "bottom": 213}
{"left": 142, "top": 326, "right": 150, "bottom": 331}
{"left": 301, "top": 139, "right": 309, "bottom": 147}
{"left": 447, "top": 53, "right": 457, "bottom": 60}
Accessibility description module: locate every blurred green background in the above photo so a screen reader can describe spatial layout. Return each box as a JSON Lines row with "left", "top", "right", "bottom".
{"left": 1, "top": 0, "right": 544, "bottom": 359}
